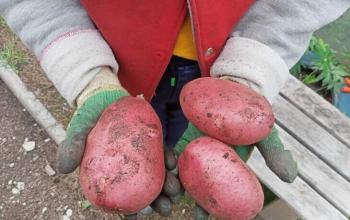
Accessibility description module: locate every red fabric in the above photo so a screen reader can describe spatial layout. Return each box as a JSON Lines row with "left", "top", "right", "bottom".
{"left": 80, "top": 0, "right": 255, "bottom": 101}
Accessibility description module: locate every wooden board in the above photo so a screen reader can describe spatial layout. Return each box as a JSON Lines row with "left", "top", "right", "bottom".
{"left": 247, "top": 150, "right": 347, "bottom": 220}
{"left": 276, "top": 125, "right": 350, "bottom": 216}
{"left": 272, "top": 95, "right": 350, "bottom": 181}
{"left": 280, "top": 76, "right": 350, "bottom": 148}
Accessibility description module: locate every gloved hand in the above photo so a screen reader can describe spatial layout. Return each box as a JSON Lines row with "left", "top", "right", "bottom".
{"left": 174, "top": 123, "right": 298, "bottom": 219}
{"left": 57, "top": 66, "right": 184, "bottom": 218}
{"left": 341, "top": 77, "right": 350, "bottom": 93}
{"left": 255, "top": 126, "right": 298, "bottom": 183}
{"left": 57, "top": 67, "right": 128, "bottom": 174}
{"left": 176, "top": 124, "right": 297, "bottom": 183}
{"left": 217, "top": 75, "right": 298, "bottom": 182}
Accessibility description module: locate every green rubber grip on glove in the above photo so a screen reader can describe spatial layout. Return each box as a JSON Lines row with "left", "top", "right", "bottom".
{"left": 174, "top": 123, "right": 203, "bottom": 156}
{"left": 57, "top": 90, "right": 128, "bottom": 173}
{"left": 174, "top": 124, "right": 254, "bottom": 161}
{"left": 256, "top": 126, "right": 298, "bottom": 183}
{"left": 174, "top": 123, "right": 297, "bottom": 183}
{"left": 65, "top": 90, "right": 128, "bottom": 139}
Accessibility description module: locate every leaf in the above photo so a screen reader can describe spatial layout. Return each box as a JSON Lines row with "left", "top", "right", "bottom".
{"left": 301, "top": 36, "right": 350, "bottom": 93}
{"left": 303, "top": 72, "right": 321, "bottom": 84}
{"left": 80, "top": 200, "right": 91, "bottom": 210}
{"left": 290, "top": 62, "right": 302, "bottom": 76}
{"left": 334, "top": 66, "right": 350, "bottom": 77}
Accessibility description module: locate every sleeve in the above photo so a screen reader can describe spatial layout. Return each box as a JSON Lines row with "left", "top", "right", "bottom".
{"left": 211, "top": 0, "right": 350, "bottom": 102}
{"left": 0, "top": 0, "right": 118, "bottom": 105}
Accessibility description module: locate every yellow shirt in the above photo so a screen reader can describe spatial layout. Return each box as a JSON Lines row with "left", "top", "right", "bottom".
{"left": 173, "top": 14, "right": 198, "bottom": 60}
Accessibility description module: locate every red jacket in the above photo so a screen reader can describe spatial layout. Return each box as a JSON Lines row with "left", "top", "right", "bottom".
{"left": 81, "top": 0, "right": 254, "bottom": 101}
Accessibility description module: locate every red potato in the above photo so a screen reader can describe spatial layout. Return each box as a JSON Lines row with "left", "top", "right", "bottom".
{"left": 180, "top": 77, "right": 274, "bottom": 145}
{"left": 179, "top": 137, "right": 264, "bottom": 220}
{"left": 79, "top": 96, "right": 165, "bottom": 214}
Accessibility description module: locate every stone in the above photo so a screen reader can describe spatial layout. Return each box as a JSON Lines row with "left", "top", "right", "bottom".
{"left": 22, "top": 139, "right": 35, "bottom": 152}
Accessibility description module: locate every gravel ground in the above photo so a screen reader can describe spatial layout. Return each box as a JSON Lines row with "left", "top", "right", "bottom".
{"left": 0, "top": 79, "right": 120, "bottom": 220}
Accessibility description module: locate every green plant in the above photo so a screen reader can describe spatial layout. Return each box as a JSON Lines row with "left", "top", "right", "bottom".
{"left": 79, "top": 200, "right": 91, "bottom": 210}
{"left": 0, "top": 40, "right": 28, "bottom": 72}
{"left": 293, "top": 37, "right": 350, "bottom": 91}
{"left": 179, "top": 194, "right": 195, "bottom": 207}
{"left": 290, "top": 62, "right": 302, "bottom": 76}
{"left": 0, "top": 16, "right": 11, "bottom": 32}
{"left": 0, "top": 17, "right": 6, "bottom": 28}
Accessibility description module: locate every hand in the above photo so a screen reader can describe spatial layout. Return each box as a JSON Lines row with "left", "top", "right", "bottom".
{"left": 173, "top": 123, "right": 297, "bottom": 219}
{"left": 255, "top": 126, "right": 298, "bottom": 183}
{"left": 218, "top": 76, "right": 298, "bottom": 182}
{"left": 341, "top": 77, "right": 350, "bottom": 93}
{"left": 56, "top": 67, "right": 128, "bottom": 173}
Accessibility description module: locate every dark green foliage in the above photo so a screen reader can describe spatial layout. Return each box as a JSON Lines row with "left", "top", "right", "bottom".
{"left": 291, "top": 37, "right": 350, "bottom": 92}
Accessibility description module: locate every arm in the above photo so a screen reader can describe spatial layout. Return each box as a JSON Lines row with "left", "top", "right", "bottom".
{"left": 211, "top": 0, "right": 350, "bottom": 102}
{"left": 0, "top": 0, "right": 118, "bottom": 105}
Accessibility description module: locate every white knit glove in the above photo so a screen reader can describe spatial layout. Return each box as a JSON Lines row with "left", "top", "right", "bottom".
{"left": 210, "top": 37, "right": 290, "bottom": 102}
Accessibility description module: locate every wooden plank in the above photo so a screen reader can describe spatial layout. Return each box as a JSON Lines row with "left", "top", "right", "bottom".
{"left": 280, "top": 76, "right": 350, "bottom": 148}
{"left": 276, "top": 125, "right": 350, "bottom": 216}
{"left": 272, "top": 96, "right": 350, "bottom": 180}
{"left": 247, "top": 150, "right": 347, "bottom": 220}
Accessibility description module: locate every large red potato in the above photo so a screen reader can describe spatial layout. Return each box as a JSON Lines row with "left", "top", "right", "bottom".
{"left": 179, "top": 137, "right": 264, "bottom": 220}
{"left": 180, "top": 77, "right": 274, "bottom": 145}
{"left": 79, "top": 96, "right": 165, "bottom": 214}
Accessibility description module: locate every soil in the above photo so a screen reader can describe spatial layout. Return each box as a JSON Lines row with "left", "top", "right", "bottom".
{"left": 0, "top": 79, "right": 118, "bottom": 220}
{"left": 0, "top": 22, "right": 194, "bottom": 220}
{"left": 294, "top": 72, "right": 333, "bottom": 103}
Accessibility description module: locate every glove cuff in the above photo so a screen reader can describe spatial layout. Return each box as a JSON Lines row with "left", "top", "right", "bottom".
{"left": 210, "top": 37, "right": 289, "bottom": 102}
{"left": 77, "top": 67, "right": 127, "bottom": 107}
{"left": 219, "top": 75, "right": 262, "bottom": 95}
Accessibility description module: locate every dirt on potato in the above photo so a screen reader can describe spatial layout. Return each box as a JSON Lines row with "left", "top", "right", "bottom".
{"left": 80, "top": 97, "right": 165, "bottom": 214}
{"left": 180, "top": 77, "right": 274, "bottom": 145}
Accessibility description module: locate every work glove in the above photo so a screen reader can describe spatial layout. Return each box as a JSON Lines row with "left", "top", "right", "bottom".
{"left": 217, "top": 75, "right": 297, "bottom": 182}
{"left": 57, "top": 67, "right": 128, "bottom": 174}
{"left": 174, "top": 123, "right": 298, "bottom": 220}
{"left": 176, "top": 123, "right": 298, "bottom": 183}
{"left": 341, "top": 77, "right": 350, "bottom": 93}
{"left": 56, "top": 67, "right": 182, "bottom": 219}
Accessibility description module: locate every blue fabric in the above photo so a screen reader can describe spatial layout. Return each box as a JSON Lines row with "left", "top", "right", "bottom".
{"left": 151, "top": 56, "right": 201, "bottom": 148}
{"left": 333, "top": 83, "right": 350, "bottom": 117}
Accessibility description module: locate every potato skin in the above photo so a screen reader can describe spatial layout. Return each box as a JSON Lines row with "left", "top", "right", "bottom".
{"left": 79, "top": 97, "right": 165, "bottom": 214}
{"left": 179, "top": 137, "right": 264, "bottom": 220}
{"left": 180, "top": 77, "right": 274, "bottom": 145}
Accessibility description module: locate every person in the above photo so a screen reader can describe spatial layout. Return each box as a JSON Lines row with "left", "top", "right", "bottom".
{"left": 1, "top": 1, "right": 350, "bottom": 219}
